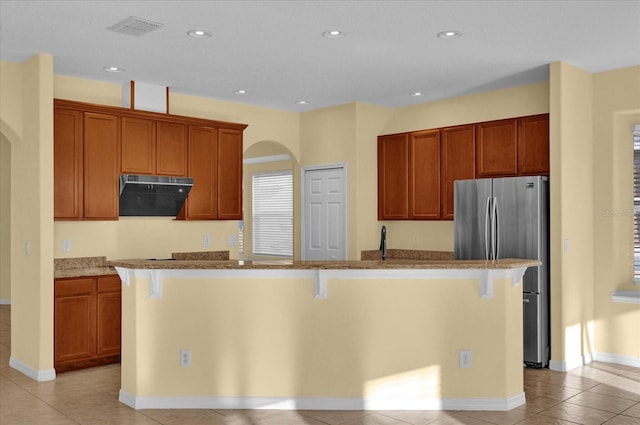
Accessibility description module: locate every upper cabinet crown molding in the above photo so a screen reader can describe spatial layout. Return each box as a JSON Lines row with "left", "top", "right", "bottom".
{"left": 54, "top": 99, "right": 248, "bottom": 132}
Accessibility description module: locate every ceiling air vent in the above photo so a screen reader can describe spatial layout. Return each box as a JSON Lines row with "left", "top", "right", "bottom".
{"left": 107, "top": 16, "right": 163, "bottom": 37}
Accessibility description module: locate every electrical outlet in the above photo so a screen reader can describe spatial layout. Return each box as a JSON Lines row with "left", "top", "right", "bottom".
{"left": 24, "top": 241, "right": 30, "bottom": 256}
{"left": 459, "top": 349, "right": 472, "bottom": 368}
{"left": 203, "top": 235, "right": 211, "bottom": 248}
{"left": 180, "top": 349, "right": 192, "bottom": 367}
{"left": 63, "top": 239, "right": 72, "bottom": 252}
{"left": 227, "top": 235, "right": 238, "bottom": 247}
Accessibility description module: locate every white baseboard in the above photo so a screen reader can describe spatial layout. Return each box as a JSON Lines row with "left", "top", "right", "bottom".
{"left": 549, "top": 351, "right": 640, "bottom": 371}
{"left": 119, "top": 390, "right": 525, "bottom": 412}
{"left": 9, "top": 357, "right": 56, "bottom": 382}
{"left": 593, "top": 352, "right": 640, "bottom": 368}
{"left": 0, "top": 299, "right": 10, "bottom": 305}
{"left": 549, "top": 353, "right": 592, "bottom": 372}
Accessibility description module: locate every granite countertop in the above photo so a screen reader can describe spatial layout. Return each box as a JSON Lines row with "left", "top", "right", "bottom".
{"left": 108, "top": 258, "right": 540, "bottom": 270}
{"left": 55, "top": 251, "right": 230, "bottom": 278}
{"left": 54, "top": 256, "right": 117, "bottom": 279}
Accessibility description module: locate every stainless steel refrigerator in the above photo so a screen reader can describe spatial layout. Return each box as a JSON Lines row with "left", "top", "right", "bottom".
{"left": 454, "top": 176, "right": 550, "bottom": 367}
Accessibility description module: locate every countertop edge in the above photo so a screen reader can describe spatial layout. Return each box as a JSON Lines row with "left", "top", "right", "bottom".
{"left": 108, "top": 258, "right": 541, "bottom": 271}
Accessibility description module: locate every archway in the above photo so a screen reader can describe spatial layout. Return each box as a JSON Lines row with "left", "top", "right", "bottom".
{"left": 0, "top": 131, "right": 12, "bottom": 303}
{"left": 243, "top": 141, "right": 300, "bottom": 259}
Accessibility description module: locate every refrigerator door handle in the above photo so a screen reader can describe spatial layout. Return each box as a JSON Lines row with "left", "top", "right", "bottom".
{"left": 484, "top": 196, "right": 491, "bottom": 260}
{"left": 493, "top": 196, "right": 499, "bottom": 260}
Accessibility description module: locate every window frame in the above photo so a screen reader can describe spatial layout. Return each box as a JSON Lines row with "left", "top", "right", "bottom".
{"left": 251, "top": 170, "right": 294, "bottom": 258}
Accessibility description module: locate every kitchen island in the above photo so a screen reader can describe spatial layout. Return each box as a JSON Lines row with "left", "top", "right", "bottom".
{"left": 110, "top": 258, "right": 539, "bottom": 412}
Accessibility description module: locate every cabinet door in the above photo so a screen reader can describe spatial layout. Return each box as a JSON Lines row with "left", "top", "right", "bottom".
{"left": 96, "top": 276, "right": 121, "bottom": 357}
{"left": 441, "top": 124, "right": 475, "bottom": 220}
{"left": 121, "top": 117, "right": 156, "bottom": 175}
{"left": 54, "top": 108, "right": 83, "bottom": 220}
{"left": 518, "top": 114, "right": 549, "bottom": 175}
{"left": 156, "top": 121, "right": 187, "bottom": 177}
{"left": 84, "top": 113, "right": 119, "bottom": 219}
{"left": 378, "top": 134, "right": 410, "bottom": 220}
{"left": 410, "top": 130, "right": 441, "bottom": 219}
{"left": 184, "top": 126, "right": 218, "bottom": 219}
{"left": 54, "top": 278, "right": 97, "bottom": 366}
{"left": 217, "top": 129, "right": 243, "bottom": 220}
{"left": 476, "top": 119, "right": 518, "bottom": 177}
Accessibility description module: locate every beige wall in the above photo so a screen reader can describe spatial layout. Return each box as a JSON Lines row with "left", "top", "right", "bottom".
{"left": 0, "top": 61, "right": 23, "bottom": 303}
{"left": 0, "top": 134, "right": 11, "bottom": 302}
{"left": 549, "top": 62, "right": 595, "bottom": 369}
{"left": 122, "top": 274, "right": 523, "bottom": 401}
{"left": 1, "top": 55, "right": 55, "bottom": 373}
{"left": 592, "top": 66, "right": 640, "bottom": 360}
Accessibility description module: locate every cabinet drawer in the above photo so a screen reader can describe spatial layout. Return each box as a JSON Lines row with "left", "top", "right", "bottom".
{"left": 55, "top": 278, "right": 95, "bottom": 297}
{"left": 98, "top": 275, "right": 121, "bottom": 293}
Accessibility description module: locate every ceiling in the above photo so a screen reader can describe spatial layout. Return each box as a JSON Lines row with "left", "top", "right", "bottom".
{"left": 1, "top": 0, "right": 639, "bottom": 112}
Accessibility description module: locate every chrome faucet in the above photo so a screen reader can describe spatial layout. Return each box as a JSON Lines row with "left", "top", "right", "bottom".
{"left": 379, "top": 225, "right": 387, "bottom": 260}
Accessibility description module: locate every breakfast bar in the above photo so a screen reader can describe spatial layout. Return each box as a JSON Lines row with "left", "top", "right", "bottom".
{"left": 110, "top": 258, "right": 539, "bottom": 412}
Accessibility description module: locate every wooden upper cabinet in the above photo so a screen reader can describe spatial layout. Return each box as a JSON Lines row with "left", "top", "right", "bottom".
{"left": 441, "top": 124, "right": 475, "bottom": 220}
{"left": 217, "top": 129, "right": 243, "bottom": 220}
{"left": 83, "top": 113, "right": 119, "bottom": 220}
{"left": 54, "top": 108, "right": 83, "bottom": 220}
{"left": 183, "top": 126, "right": 218, "bottom": 220}
{"left": 518, "top": 114, "right": 549, "bottom": 175}
{"left": 410, "top": 130, "right": 441, "bottom": 219}
{"left": 121, "top": 117, "right": 156, "bottom": 175}
{"left": 378, "top": 133, "right": 410, "bottom": 220}
{"left": 476, "top": 118, "right": 518, "bottom": 177}
{"left": 156, "top": 121, "right": 187, "bottom": 177}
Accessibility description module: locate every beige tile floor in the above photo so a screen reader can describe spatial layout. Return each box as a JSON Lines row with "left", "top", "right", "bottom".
{"left": 1, "top": 304, "right": 639, "bottom": 424}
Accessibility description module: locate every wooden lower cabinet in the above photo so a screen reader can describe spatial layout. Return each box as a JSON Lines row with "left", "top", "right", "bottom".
{"left": 54, "top": 275, "right": 121, "bottom": 372}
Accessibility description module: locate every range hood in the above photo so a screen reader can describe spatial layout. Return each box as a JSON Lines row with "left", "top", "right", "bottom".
{"left": 119, "top": 175, "right": 193, "bottom": 217}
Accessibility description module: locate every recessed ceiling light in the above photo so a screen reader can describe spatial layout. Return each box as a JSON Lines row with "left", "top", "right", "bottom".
{"left": 104, "top": 66, "right": 124, "bottom": 73}
{"left": 295, "top": 100, "right": 310, "bottom": 105}
{"left": 187, "top": 29, "right": 212, "bottom": 38}
{"left": 234, "top": 90, "right": 247, "bottom": 95}
{"left": 322, "top": 30, "right": 345, "bottom": 38}
{"left": 437, "top": 30, "right": 462, "bottom": 39}
{"left": 411, "top": 92, "right": 424, "bottom": 97}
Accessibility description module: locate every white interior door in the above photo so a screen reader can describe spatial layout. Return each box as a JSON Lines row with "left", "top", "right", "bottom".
{"left": 303, "top": 165, "right": 346, "bottom": 260}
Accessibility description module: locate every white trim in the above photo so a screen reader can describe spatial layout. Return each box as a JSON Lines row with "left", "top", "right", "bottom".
{"left": 243, "top": 154, "right": 290, "bottom": 165}
{"left": 611, "top": 290, "right": 640, "bottom": 304}
{"left": 301, "top": 163, "right": 348, "bottom": 261}
{"left": 119, "top": 389, "right": 525, "bottom": 411}
{"left": 593, "top": 352, "right": 640, "bottom": 368}
{"left": 9, "top": 357, "right": 56, "bottom": 382}
{"left": 115, "top": 266, "right": 526, "bottom": 300}
{"left": 0, "top": 299, "right": 10, "bottom": 305}
{"left": 549, "top": 353, "right": 594, "bottom": 372}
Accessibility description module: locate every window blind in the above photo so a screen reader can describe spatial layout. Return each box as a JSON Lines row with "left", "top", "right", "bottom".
{"left": 252, "top": 171, "right": 293, "bottom": 257}
{"left": 634, "top": 125, "right": 640, "bottom": 283}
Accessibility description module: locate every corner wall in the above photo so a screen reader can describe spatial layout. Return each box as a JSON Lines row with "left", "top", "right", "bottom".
{"left": 8, "top": 55, "right": 55, "bottom": 378}
{"left": 549, "top": 62, "right": 595, "bottom": 370}
{"left": 592, "top": 66, "right": 640, "bottom": 363}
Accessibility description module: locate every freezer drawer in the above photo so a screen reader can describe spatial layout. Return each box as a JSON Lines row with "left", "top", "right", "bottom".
{"left": 523, "top": 292, "right": 549, "bottom": 367}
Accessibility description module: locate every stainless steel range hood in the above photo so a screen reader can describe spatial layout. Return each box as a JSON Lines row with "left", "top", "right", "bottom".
{"left": 119, "top": 175, "right": 193, "bottom": 216}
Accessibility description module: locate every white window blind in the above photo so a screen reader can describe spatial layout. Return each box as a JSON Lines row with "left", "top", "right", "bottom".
{"left": 252, "top": 171, "right": 293, "bottom": 257}
{"left": 634, "top": 125, "right": 640, "bottom": 284}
